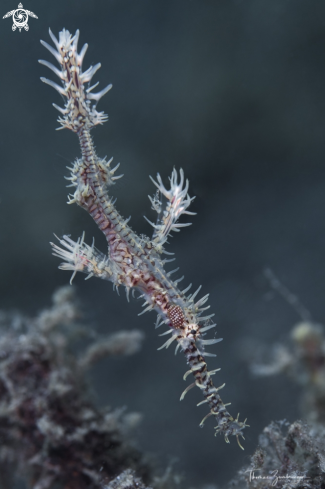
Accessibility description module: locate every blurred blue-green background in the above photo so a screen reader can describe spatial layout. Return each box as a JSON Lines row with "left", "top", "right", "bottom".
{"left": 1, "top": 0, "right": 325, "bottom": 485}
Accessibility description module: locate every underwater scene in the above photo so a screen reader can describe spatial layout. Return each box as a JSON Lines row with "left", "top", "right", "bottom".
{"left": 1, "top": 0, "right": 325, "bottom": 487}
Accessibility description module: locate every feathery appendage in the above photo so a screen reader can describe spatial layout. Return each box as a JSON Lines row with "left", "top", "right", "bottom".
{"left": 40, "top": 28, "right": 248, "bottom": 447}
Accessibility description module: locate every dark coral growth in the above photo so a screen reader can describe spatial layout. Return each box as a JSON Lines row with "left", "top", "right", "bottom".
{"left": 103, "top": 469, "right": 150, "bottom": 489}
{"left": 230, "top": 420, "right": 325, "bottom": 489}
{"left": 0, "top": 287, "right": 149, "bottom": 489}
{"left": 233, "top": 273, "right": 325, "bottom": 489}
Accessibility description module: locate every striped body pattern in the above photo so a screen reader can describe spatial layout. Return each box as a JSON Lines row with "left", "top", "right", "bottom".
{"left": 39, "top": 28, "right": 248, "bottom": 447}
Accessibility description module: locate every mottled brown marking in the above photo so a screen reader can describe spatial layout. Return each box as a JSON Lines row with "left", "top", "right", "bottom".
{"left": 167, "top": 305, "right": 185, "bottom": 329}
